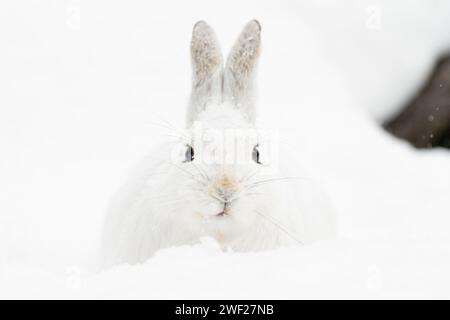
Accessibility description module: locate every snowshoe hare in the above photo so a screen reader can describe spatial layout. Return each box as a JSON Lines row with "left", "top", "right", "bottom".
{"left": 101, "top": 20, "right": 335, "bottom": 267}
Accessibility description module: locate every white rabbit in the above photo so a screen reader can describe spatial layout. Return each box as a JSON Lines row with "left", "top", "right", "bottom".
{"left": 101, "top": 20, "right": 336, "bottom": 267}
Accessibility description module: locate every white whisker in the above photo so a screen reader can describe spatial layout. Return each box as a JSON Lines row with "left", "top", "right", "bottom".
{"left": 254, "top": 210, "right": 304, "bottom": 245}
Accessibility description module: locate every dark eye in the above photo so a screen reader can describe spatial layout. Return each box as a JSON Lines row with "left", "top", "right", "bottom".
{"left": 252, "top": 144, "right": 261, "bottom": 164}
{"left": 184, "top": 144, "right": 194, "bottom": 162}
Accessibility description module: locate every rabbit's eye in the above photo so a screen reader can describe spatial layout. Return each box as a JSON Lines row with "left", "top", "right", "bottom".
{"left": 252, "top": 144, "right": 261, "bottom": 164}
{"left": 184, "top": 144, "right": 194, "bottom": 162}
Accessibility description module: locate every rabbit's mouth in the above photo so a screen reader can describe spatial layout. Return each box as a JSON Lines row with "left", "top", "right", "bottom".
{"left": 216, "top": 203, "right": 229, "bottom": 217}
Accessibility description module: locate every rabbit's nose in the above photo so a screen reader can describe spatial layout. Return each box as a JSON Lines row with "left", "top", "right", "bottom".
{"left": 217, "top": 187, "right": 232, "bottom": 203}
{"left": 210, "top": 175, "right": 238, "bottom": 202}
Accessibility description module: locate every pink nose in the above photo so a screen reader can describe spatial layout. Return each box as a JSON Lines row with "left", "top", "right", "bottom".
{"left": 210, "top": 175, "right": 238, "bottom": 202}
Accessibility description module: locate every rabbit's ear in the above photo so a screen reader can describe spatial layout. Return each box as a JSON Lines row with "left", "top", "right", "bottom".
{"left": 223, "top": 20, "right": 261, "bottom": 122}
{"left": 188, "top": 21, "right": 223, "bottom": 125}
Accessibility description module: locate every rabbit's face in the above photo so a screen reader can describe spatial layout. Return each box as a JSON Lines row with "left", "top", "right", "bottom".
{"left": 170, "top": 105, "right": 278, "bottom": 243}
{"left": 169, "top": 19, "right": 268, "bottom": 243}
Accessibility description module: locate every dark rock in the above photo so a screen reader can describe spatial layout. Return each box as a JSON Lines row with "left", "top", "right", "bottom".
{"left": 384, "top": 55, "right": 450, "bottom": 149}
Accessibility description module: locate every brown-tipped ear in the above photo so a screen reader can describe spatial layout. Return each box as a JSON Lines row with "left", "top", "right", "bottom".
{"left": 223, "top": 20, "right": 261, "bottom": 121}
{"left": 188, "top": 21, "right": 223, "bottom": 125}
{"left": 191, "top": 21, "right": 223, "bottom": 87}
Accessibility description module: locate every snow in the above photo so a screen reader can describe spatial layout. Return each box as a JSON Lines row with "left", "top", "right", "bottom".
{"left": 3, "top": 239, "right": 450, "bottom": 299}
{"left": 1, "top": 0, "right": 450, "bottom": 299}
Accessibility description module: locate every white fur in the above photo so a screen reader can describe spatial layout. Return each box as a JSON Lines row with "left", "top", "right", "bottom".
{"left": 101, "top": 21, "right": 336, "bottom": 267}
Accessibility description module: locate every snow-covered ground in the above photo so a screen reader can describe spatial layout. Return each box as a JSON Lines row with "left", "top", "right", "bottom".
{"left": 1, "top": 0, "right": 450, "bottom": 299}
